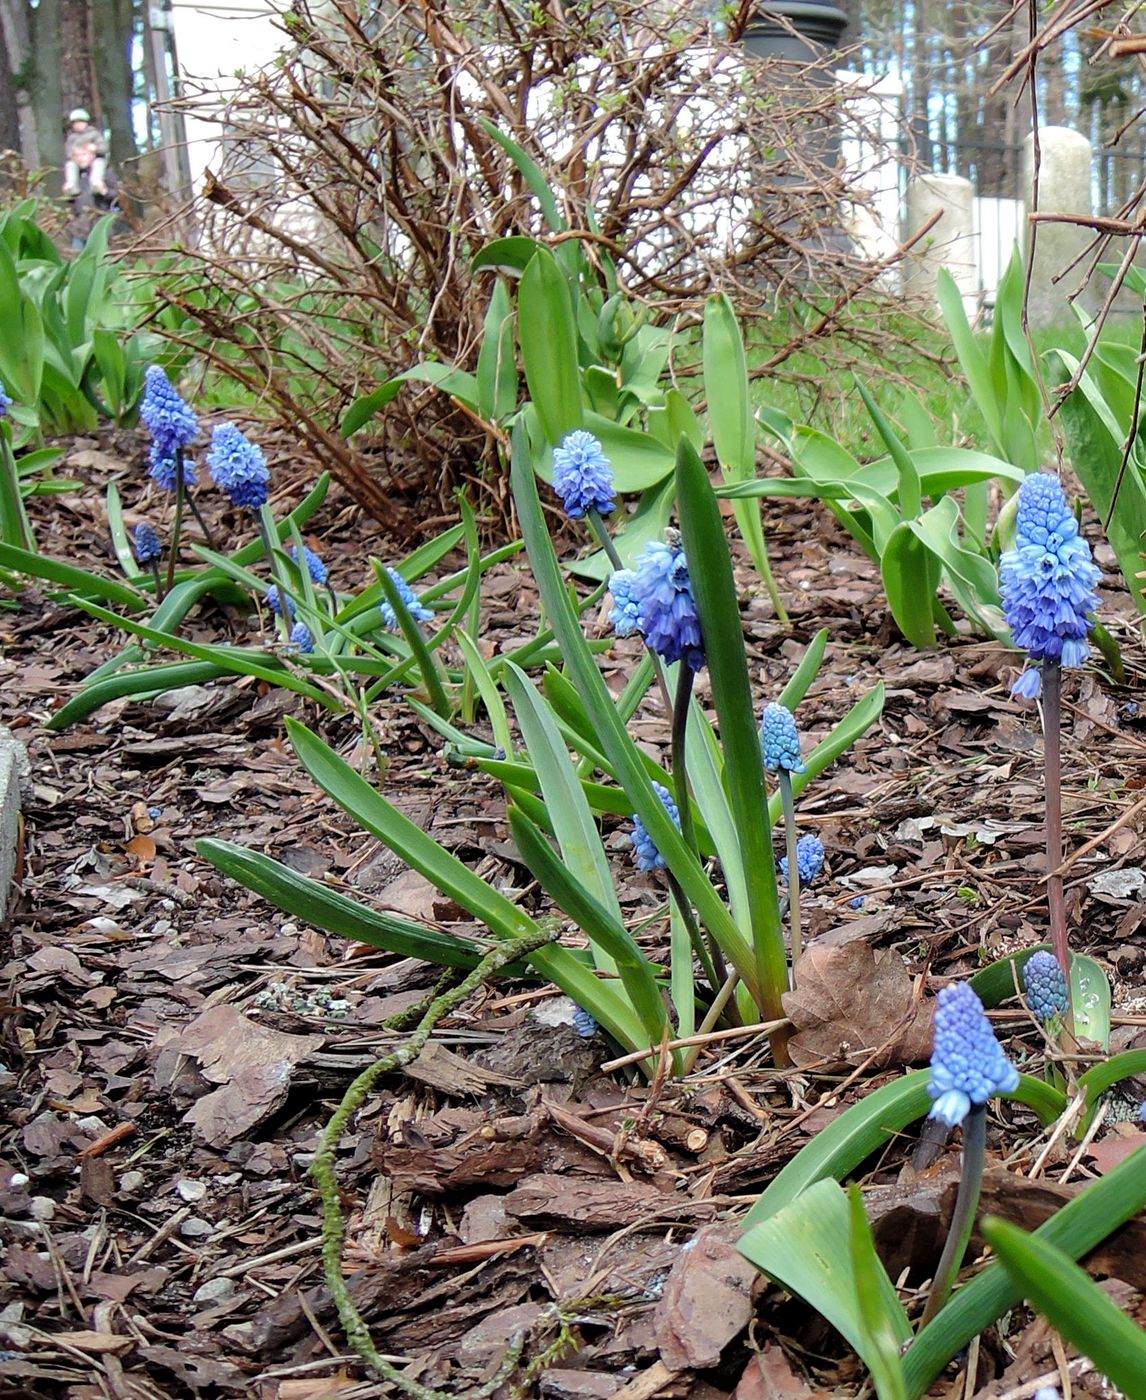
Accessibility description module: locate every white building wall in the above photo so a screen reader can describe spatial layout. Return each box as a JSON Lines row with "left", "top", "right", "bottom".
{"left": 169, "top": 0, "right": 285, "bottom": 196}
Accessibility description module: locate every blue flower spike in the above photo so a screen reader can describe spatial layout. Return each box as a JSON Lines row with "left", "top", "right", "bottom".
{"left": 290, "top": 543, "right": 328, "bottom": 586}
{"left": 761, "top": 702, "right": 806, "bottom": 773}
{"left": 631, "top": 782, "right": 681, "bottom": 873}
{"left": 1000, "top": 473, "right": 1101, "bottom": 699}
{"left": 629, "top": 533, "right": 704, "bottom": 670}
{"left": 148, "top": 445, "right": 199, "bottom": 492}
{"left": 607, "top": 569, "right": 642, "bottom": 638}
{"left": 928, "top": 982, "right": 1020, "bottom": 1128}
{"left": 0, "top": 383, "right": 11, "bottom": 418}
{"left": 133, "top": 522, "right": 163, "bottom": 566}
{"left": 207, "top": 423, "right": 271, "bottom": 511}
{"left": 552, "top": 430, "right": 615, "bottom": 520}
{"left": 1022, "top": 950, "right": 1069, "bottom": 1025}
{"left": 289, "top": 621, "right": 315, "bottom": 654}
{"left": 140, "top": 366, "right": 198, "bottom": 459}
{"left": 266, "top": 585, "right": 295, "bottom": 620}
{"left": 779, "top": 833, "right": 824, "bottom": 885}
{"left": 381, "top": 567, "right": 433, "bottom": 630}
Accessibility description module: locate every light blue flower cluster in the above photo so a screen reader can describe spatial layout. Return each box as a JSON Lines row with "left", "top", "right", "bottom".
{"left": 266, "top": 585, "right": 294, "bottom": 620}
{"left": 927, "top": 982, "right": 1019, "bottom": 1127}
{"left": 552, "top": 430, "right": 615, "bottom": 519}
{"left": 140, "top": 366, "right": 198, "bottom": 460}
{"left": 289, "top": 621, "right": 315, "bottom": 653}
{"left": 207, "top": 423, "right": 271, "bottom": 511}
{"left": 1022, "top": 950, "right": 1069, "bottom": 1024}
{"left": 626, "top": 536, "right": 705, "bottom": 670}
{"left": 133, "top": 522, "right": 162, "bottom": 565}
{"left": 631, "top": 782, "right": 681, "bottom": 872}
{"left": 779, "top": 833, "right": 824, "bottom": 884}
{"left": 607, "top": 569, "right": 642, "bottom": 638}
{"left": 290, "top": 543, "right": 328, "bottom": 585}
{"left": 381, "top": 567, "right": 433, "bottom": 630}
{"left": 761, "top": 702, "right": 805, "bottom": 773}
{"left": 149, "top": 444, "right": 198, "bottom": 491}
{"left": 572, "top": 1006, "right": 599, "bottom": 1038}
{"left": 0, "top": 383, "right": 10, "bottom": 417}
{"left": 1000, "top": 473, "right": 1100, "bottom": 698}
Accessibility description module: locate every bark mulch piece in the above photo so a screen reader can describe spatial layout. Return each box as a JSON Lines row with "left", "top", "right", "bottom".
{"left": 2, "top": 434, "right": 1145, "bottom": 1397}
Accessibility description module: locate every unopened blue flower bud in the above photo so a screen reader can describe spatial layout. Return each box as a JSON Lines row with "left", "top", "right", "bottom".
{"left": 133, "top": 522, "right": 162, "bottom": 565}
{"left": 779, "top": 833, "right": 824, "bottom": 884}
{"left": 381, "top": 567, "right": 433, "bottom": 630}
{"left": 761, "top": 702, "right": 805, "bottom": 773}
{"left": 1022, "top": 951, "right": 1068, "bottom": 1024}
{"left": 266, "top": 585, "right": 295, "bottom": 620}
{"left": 289, "top": 621, "right": 315, "bottom": 653}
{"left": 631, "top": 782, "right": 681, "bottom": 872}
{"left": 608, "top": 569, "right": 642, "bottom": 638}
{"left": 290, "top": 543, "right": 328, "bottom": 585}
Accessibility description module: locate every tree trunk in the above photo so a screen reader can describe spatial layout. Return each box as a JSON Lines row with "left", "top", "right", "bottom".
{"left": 29, "top": 0, "right": 63, "bottom": 174}
{"left": 58, "top": 0, "right": 94, "bottom": 113}
{"left": 91, "top": 0, "right": 138, "bottom": 171}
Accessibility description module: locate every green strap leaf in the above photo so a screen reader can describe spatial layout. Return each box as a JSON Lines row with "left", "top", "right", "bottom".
{"left": 519, "top": 248, "right": 582, "bottom": 445}
{"left": 904, "top": 1144, "right": 1146, "bottom": 1397}
{"left": 982, "top": 1218, "right": 1146, "bottom": 1399}
{"left": 675, "top": 434, "right": 787, "bottom": 1024}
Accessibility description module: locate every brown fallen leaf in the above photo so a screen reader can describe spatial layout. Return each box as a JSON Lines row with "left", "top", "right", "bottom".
{"left": 734, "top": 1345, "right": 816, "bottom": 1399}
{"left": 783, "top": 941, "right": 933, "bottom": 1069}
{"left": 653, "top": 1222, "right": 760, "bottom": 1371}
{"left": 50, "top": 1330, "right": 133, "bottom": 1354}
{"left": 503, "top": 1173, "right": 669, "bottom": 1230}
{"left": 1086, "top": 1124, "right": 1145, "bottom": 1176}
{"left": 171, "top": 1005, "right": 324, "bottom": 1148}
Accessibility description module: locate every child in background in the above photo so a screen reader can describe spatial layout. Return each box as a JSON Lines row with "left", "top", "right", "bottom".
{"left": 62, "top": 108, "right": 108, "bottom": 197}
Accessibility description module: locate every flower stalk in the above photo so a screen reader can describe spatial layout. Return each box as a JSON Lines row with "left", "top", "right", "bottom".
{"left": 919, "top": 1103, "right": 986, "bottom": 1327}
{"left": 1041, "top": 659, "right": 1070, "bottom": 999}
{"left": 777, "top": 770, "right": 803, "bottom": 984}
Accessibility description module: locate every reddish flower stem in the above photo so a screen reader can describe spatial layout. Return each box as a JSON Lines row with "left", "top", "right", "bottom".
{"left": 1042, "top": 659, "right": 1070, "bottom": 1005}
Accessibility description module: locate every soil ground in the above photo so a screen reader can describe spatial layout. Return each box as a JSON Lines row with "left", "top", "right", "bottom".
{"left": 2, "top": 430, "right": 1145, "bottom": 1400}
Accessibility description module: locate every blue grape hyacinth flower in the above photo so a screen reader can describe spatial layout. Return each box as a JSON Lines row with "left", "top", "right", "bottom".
{"left": 1022, "top": 950, "right": 1069, "bottom": 1024}
{"left": 629, "top": 536, "right": 704, "bottom": 670}
{"left": 761, "top": 702, "right": 806, "bottom": 774}
{"left": 206, "top": 423, "right": 270, "bottom": 510}
{"left": 631, "top": 782, "right": 681, "bottom": 872}
{"left": 148, "top": 445, "right": 198, "bottom": 492}
{"left": 779, "top": 833, "right": 825, "bottom": 884}
{"left": 133, "top": 522, "right": 163, "bottom": 566}
{"left": 266, "top": 585, "right": 295, "bottom": 620}
{"left": 289, "top": 543, "right": 328, "bottom": 585}
{"left": 289, "top": 621, "right": 315, "bottom": 653}
{"left": 381, "top": 567, "right": 433, "bottom": 630}
{"left": 552, "top": 430, "right": 615, "bottom": 520}
{"left": 608, "top": 569, "right": 642, "bottom": 638}
{"left": 999, "top": 473, "right": 1101, "bottom": 699}
{"left": 140, "top": 366, "right": 198, "bottom": 458}
{"left": 928, "top": 982, "right": 1019, "bottom": 1128}
{"left": 0, "top": 383, "right": 10, "bottom": 418}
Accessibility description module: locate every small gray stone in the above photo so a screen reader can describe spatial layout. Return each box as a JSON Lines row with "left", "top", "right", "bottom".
{"left": 176, "top": 1178, "right": 207, "bottom": 1202}
{"left": 29, "top": 1197, "right": 55, "bottom": 1222}
{"left": 119, "top": 1171, "right": 145, "bottom": 1193}
{"left": 180, "top": 1216, "right": 213, "bottom": 1239}
{"left": 192, "top": 1277, "right": 235, "bottom": 1305}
